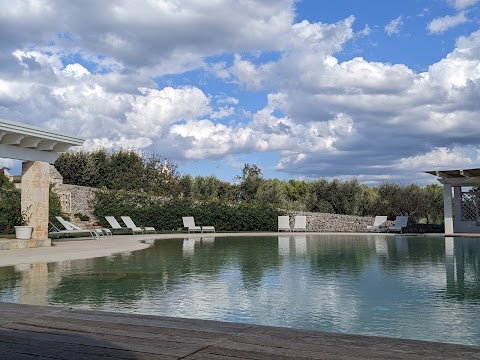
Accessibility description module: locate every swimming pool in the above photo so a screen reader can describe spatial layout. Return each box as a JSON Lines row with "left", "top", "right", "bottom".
{"left": 1, "top": 234, "right": 479, "bottom": 346}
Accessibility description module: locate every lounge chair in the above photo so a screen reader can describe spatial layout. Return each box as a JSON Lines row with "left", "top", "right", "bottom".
{"left": 53, "top": 216, "right": 102, "bottom": 239}
{"left": 278, "top": 216, "right": 291, "bottom": 232}
{"left": 293, "top": 215, "right": 307, "bottom": 231}
{"left": 105, "top": 216, "right": 143, "bottom": 234}
{"left": 182, "top": 216, "right": 215, "bottom": 233}
{"left": 367, "top": 216, "right": 388, "bottom": 231}
{"left": 387, "top": 216, "right": 409, "bottom": 233}
{"left": 121, "top": 216, "right": 156, "bottom": 234}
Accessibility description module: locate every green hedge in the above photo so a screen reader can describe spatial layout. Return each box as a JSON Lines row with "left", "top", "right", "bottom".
{"left": 94, "top": 190, "right": 283, "bottom": 231}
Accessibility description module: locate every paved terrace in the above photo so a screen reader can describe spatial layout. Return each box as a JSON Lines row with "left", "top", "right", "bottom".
{"left": 1, "top": 233, "right": 480, "bottom": 359}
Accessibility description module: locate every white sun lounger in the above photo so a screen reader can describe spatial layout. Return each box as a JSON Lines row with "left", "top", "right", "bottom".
{"left": 367, "top": 216, "right": 388, "bottom": 231}
{"left": 182, "top": 216, "right": 215, "bottom": 233}
{"left": 387, "top": 216, "right": 409, "bottom": 233}
{"left": 105, "top": 216, "right": 143, "bottom": 234}
{"left": 121, "top": 216, "right": 155, "bottom": 234}
{"left": 278, "top": 216, "right": 291, "bottom": 232}
{"left": 54, "top": 216, "right": 103, "bottom": 239}
{"left": 293, "top": 215, "right": 307, "bottom": 232}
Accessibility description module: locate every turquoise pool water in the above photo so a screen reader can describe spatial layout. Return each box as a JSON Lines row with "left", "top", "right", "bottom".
{"left": 1, "top": 235, "right": 479, "bottom": 346}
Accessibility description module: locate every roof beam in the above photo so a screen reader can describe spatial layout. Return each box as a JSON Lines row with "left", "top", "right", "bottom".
{"left": 20, "top": 137, "right": 42, "bottom": 148}
{"left": 36, "top": 140, "right": 57, "bottom": 151}
{"left": 1, "top": 133, "right": 25, "bottom": 145}
{"left": 438, "top": 176, "right": 480, "bottom": 186}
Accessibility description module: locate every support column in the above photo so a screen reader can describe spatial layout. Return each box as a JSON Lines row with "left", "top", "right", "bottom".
{"left": 21, "top": 161, "right": 49, "bottom": 240}
{"left": 443, "top": 184, "right": 454, "bottom": 234}
{"left": 453, "top": 186, "right": 462, "bottom": 228}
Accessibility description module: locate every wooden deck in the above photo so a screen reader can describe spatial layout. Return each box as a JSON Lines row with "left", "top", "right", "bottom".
{"left": 1, "top": 302, "right": 479, "bottom": 359}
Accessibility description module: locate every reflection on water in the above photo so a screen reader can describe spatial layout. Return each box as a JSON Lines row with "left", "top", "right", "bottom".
{"left": 1, "top": 235, "right": 480, "bottom": 346}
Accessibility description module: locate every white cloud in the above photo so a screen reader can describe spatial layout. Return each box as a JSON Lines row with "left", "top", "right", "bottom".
{"left": 450, "top": 0, "right": 480, "bottom": 10}
{"left": 385, "top": 16, "right": 404, "bottom": 36}
{"left": 2, "top": 1, "right": 480, "bottom": 184}
{"left": 427, "top": 11, "right": 468, "bottom": 34}
{"left": 397, "top": 147, "right": 477, "bottom": 169}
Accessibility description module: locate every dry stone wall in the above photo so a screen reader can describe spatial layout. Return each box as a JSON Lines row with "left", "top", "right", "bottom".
{"left": 286, "top": 211, "right": 380, "bottom": 232}
{"left": 52, "top": 184, "right": 99, "bottom": 227}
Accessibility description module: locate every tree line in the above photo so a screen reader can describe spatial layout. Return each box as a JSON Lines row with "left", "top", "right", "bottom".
{"left": 54, "top": 149, "right": 445, "bottom": 224}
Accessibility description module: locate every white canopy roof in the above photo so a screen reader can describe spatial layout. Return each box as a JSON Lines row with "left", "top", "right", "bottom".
{"left": 425, "top": 168, "right": 480, "bottom": 186}
{"left": 0, "top": 118, "right": 85, "bottom": 164}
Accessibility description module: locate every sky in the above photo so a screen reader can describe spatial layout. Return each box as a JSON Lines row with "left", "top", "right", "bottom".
{"left": 1, "top": 0, "right": 480, "bottom": 185}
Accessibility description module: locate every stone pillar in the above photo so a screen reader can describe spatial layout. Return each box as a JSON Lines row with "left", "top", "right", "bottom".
{"left": 443, "top": 184, "right": 454, "bottom": 234}
{"left": 21, "top": 161, "right": 50, "bottom": 240}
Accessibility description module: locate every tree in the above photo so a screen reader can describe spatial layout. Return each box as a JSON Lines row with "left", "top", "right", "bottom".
{"left": 422, "top": 184, "right": 443, "bottom": 224}
{"left": 107, "top": 149, "right": 145, "bottom": 190}
{"left": 237, "top": 164, "right": 264, "bottom": 203}
{"left": 256, "top": 179, "right": 285, "bottom": 206}
{"left": 306, "top": 178, "right": 363, "bottom": 215}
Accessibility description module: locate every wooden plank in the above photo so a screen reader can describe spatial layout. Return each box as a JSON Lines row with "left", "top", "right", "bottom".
{"left": 2, "top": 322, "right": 207, "bottom": 358}
{"left": 56, "top": 308, "right": 250, "bottom": 333}
{"left": 8, "top": 316, "right": 230, "bottom": 343}
{"left": 0, "top": 328, "right": 174, "bottom": 360}
{"left": 1, "top": 303, "right": 480, "bottom": 360}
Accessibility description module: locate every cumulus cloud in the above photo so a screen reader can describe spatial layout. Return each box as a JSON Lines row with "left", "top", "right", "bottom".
{"left": 450, "top": 0, "right": 480, "bottom": 10}
{"left": 385, "top": 16, "right": 404, "bottom": 36}
{"left": 2, "top": 1, "right": 480, "bottom": 184}
{"left": 427, "top": 11, "right": 468, "bottom": 34}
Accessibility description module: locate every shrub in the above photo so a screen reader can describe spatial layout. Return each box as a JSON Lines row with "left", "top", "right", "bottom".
{"left": 94, "top": 190, "right": 283, "bottom": 231}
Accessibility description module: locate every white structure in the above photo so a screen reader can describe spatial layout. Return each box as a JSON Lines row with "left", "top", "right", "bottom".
{"left": 0, "top": 118, "right": 85, "bottom": 243}
{"left": 425, "top": 168, "right": 480, "bottom": 234}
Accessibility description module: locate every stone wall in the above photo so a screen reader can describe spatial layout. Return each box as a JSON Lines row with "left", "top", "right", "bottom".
{"left": 286, "top": 211, "right": 378, "bottom": 232}
{"left": 52, "top": 184, "right": 99, "bottom": 227}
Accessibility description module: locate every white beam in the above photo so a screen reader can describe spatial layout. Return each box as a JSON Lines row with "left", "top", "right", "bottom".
{"left": 444, "top": 184, "right": 454, "bottom": 234}
{"left": 0, "top": 144, "right": 59, "bottom": 163}
{"left": 438, "top": 177, "right": 480, "bottom": 186}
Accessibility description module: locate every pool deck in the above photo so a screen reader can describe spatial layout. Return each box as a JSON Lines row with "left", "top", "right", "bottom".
{"left": 1, "top": 302, "right": 480, "bottom": 360}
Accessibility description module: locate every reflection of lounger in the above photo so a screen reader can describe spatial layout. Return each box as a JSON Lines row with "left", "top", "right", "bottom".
{"left": 201, "top": 237, "right": 215, "bottom": 244}
{"left": 278, "top": 235, "right": 291, "bottom": 256}
{"left": 182, "top": 238, "right": 197, "bottom": 255}
{"left": 375, "top": 238, "right": 388, "bottom": 256}
{"left": 293, "top": 235, "right": 307, "bottom": 255}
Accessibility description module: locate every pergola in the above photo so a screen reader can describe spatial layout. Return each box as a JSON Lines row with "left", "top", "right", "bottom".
{"left": 0, "top": 118, "right": 85, "bottom": 243}
{"left": 425, "top": 168, "right": 480, "bottom": 234}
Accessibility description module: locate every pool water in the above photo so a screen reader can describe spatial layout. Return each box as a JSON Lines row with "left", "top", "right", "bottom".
{"left": 1, "top": 235, "right": 480, "bottom": 346}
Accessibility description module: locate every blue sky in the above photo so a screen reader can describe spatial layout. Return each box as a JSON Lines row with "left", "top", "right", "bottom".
{"left": 1, "top": 0, "right": 480, "bottom": 185}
